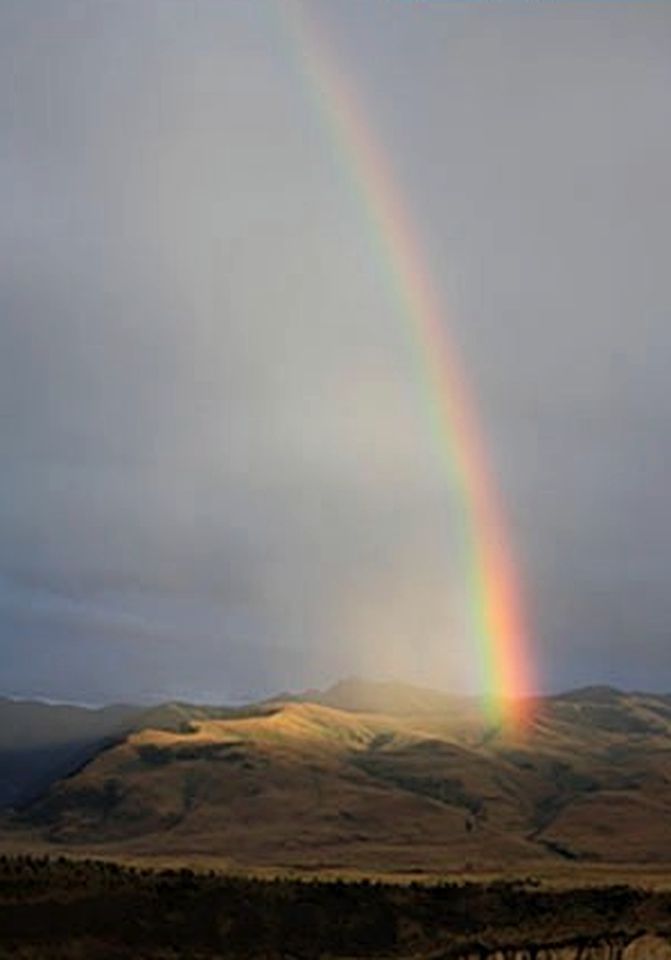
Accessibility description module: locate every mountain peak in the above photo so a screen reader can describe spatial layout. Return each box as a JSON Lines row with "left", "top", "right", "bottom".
{"left": 310, "top": 676, "right": 465, "bottom": 715}
{"left": 558, "top": 685, "right": 624, "bottom": 703}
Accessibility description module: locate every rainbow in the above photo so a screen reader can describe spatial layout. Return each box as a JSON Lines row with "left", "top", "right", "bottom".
{"left": 278, "top": 3, "right": 535, "bottom": 726}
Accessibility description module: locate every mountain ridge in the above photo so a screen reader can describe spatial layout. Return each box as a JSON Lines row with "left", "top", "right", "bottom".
{"left": 4, "top": 679, "right": 671, "bottom": 873}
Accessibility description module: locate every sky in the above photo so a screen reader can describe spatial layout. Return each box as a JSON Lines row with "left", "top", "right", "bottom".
{"left": 1, "top": 0, "right": 670, "bottom": 703}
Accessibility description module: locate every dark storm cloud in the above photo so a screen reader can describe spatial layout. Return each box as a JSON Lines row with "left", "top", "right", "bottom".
{"left": 1, "top": 0, "right": 670, "bottom": 701}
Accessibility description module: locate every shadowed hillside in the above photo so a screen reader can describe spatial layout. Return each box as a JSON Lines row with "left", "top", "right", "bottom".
{"left": 0, "top": 699, "right": 140, "bottom": 810}
{"left": 0, "top": 699, "right": 270, "bottom": 811}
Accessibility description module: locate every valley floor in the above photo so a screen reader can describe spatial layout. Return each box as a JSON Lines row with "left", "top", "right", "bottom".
{"left": 7, "top": 829, "right": 671, "bottom": 891}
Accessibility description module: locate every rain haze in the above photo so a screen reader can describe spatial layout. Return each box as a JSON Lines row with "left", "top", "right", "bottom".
{"left": 1, "top": 0, "right": 670, "bottom": 704}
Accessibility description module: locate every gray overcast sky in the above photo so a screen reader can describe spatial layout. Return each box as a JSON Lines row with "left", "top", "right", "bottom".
{"left": 1, "top": 0, "right": 670, "bottom": 703}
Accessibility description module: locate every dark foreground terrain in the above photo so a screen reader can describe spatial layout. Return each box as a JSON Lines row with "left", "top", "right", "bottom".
{"left": 1, "top": 856, "right": 671, "bottom": 959}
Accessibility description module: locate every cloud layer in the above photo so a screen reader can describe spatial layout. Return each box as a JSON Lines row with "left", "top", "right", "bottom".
{"left": 2, "top": 1, "right": 670, "bottom": 701}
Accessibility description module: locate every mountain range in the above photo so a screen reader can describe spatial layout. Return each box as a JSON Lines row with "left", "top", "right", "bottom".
{"left": 3, "top": 679, "right": 671, "bottom": 874}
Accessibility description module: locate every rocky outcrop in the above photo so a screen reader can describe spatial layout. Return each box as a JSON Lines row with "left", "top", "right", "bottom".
{"left": 454, "top": 935, "right": 671, "bottom": 960}
{"left": 624, "top": 936, "right": 671, "bottom": 959}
